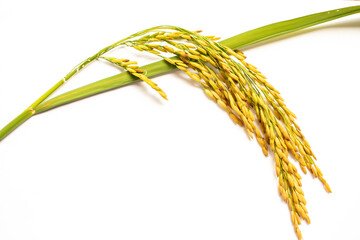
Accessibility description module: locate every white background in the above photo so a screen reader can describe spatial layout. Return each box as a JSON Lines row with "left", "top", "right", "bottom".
{"left": 0, "top": 1, "right": 359, "bottom": 239}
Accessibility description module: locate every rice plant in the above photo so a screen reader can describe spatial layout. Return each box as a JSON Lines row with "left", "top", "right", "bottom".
{"left": 1, "top": 6, "right": 360, "bottom": 239}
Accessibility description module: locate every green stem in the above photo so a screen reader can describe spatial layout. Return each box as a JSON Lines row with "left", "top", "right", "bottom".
{"left": 0, "top": 33, "right": 143, "bottom": 141}
{"left": 0, "top": 109, "right": 34, "bottom": 141}
{"left": 1, "top": 5, "right": 359, "bottom": 142}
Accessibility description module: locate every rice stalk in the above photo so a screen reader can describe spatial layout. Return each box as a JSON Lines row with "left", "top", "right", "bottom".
{"left": 0, "top": 6, "right": 359, "bottom": 239}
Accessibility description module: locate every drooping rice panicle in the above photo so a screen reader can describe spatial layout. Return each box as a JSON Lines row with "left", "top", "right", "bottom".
{"left": 100, "top": 26, "right": 332, "bottom": 239}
